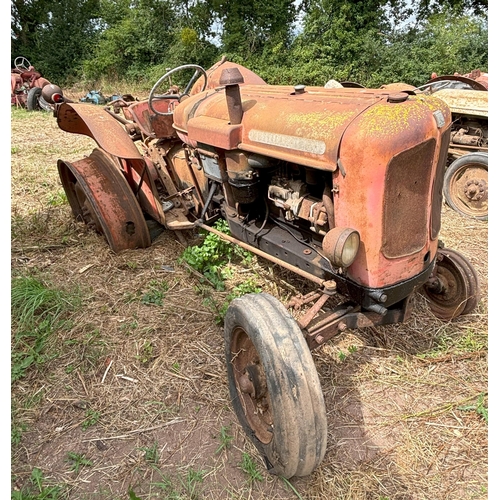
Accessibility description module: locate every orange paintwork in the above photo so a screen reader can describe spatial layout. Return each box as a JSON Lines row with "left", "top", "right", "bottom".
{"left": 57, "top": 102, "right": 143, "bottom": 159}
{"left": 55, "top": 65, "right": 452, "bottom": 291}
{"left": 334, "top": 95, "right": 451, "bottom": 287}
{"left": 174, "top": 85, "right": 452, "bottom": 289}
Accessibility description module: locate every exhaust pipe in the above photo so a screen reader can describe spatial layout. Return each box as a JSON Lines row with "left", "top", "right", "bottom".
{"left": 220, "top": 67, "right": 244, "bottom": 125}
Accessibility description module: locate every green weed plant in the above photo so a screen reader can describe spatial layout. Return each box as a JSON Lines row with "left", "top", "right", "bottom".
{"left": 12, "top": 467, "right": 66, "bottom": 499}
{"left": 67, "top": 452, "right": 93, "bottom": 474}
{"left": 215, "top": 425, "right": 233, "bottom": 453}
{"left": 180, "top": 219, "right": 252, "bottom": 290}
{"left": 240, "top": 453, "right": 263, "bottom": 484}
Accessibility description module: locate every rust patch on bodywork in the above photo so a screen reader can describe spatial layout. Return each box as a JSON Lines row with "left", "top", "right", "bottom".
{"left": 57, "top": 102, "right": 143, "bottom": 159}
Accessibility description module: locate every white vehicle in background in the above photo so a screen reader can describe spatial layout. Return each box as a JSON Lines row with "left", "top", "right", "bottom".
{"left": 418, "top": 71, "right": 488, "bottom": 221}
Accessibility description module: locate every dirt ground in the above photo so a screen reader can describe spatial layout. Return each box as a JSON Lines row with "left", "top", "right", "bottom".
{"left": 11, "top": 108, "right": 488, "bottom": 499}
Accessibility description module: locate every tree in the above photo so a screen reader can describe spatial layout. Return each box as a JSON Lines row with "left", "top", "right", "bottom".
{"left": 288, "top": 0, "right": 395, "bottom": 85}
{"left": 11, "top": 0, "right": 487, "bottom": 87}
{"left": 210, "top": 0, "right": 297, "bottom": 60}
{"left": 82, "top": 0, "right": 218, "bottom": 83}
{"left": 12, "top": 0, "right": 52, "bottom": 63}
{"left": 410, "top": 0, "right": 487, "bottom": 22}
{"left": 11, "top": 0, "right": 101, "bottom": 82}
{"left": 160, "top": 0, "right": 219, "bottom": 69}
{"left": 371, "top": 10, "right": 488, "bottom": 87}
{"left": 286, "top": 0, "right": 487, "bottom": 87}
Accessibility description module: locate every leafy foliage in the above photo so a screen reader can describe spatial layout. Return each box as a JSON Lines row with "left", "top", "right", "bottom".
{"left": 366, "top": 9, "right": 488, "bottom": 87}
{"left": 141, "top": 280, "right": 169, "bottom": 306}
{"left": 205, "top": 278, "right": 262, "bottom": 325}
{"left": 180, "top": 220, "right": 260, "bottom": 323}
{"left": 11, "top": 0, "right": 487, "bottom": 88}
{"left": 180, "top": 220, "right": 252, "bottom": 290}
{"left": 12, "top": 0, "right": 101, "bottom": 82}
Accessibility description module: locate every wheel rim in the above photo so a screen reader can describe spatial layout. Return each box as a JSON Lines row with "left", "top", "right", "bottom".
{"left": 58, "top": 149, "right": 151, "bottom": 252}
{"left": 230, "top": 326, "right": 273, "bottom": 444}
{"left": 423, "top": 252, "right": 472, "bottom": 320}
{"left": 438, "top": 249, "right": 480, "bottom": 315}
{"left": 73, "top": 180, "right": 104, "bottom": 233}
{"left": 447, "top": 163, "right": 488, "bottom": 218}
{"left": 38, "top": 96, "right": 53, "bottom": 112}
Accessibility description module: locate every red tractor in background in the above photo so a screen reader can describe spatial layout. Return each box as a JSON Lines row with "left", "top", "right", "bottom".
{"left": 11, "top": 56, "right": 65, "bottom": 111}
{"left": 42, "top": 58, "right": 481, "bottom": 479}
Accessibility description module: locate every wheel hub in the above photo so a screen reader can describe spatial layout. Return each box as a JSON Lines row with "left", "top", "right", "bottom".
{"left": 464, "top": 179, "right": 487, "bottom": 202}
{"left": 231, "top": 329, "right": 273, "bottom": 443}
{"left": 422, "top": 249, "right": 479, "bottom": 320}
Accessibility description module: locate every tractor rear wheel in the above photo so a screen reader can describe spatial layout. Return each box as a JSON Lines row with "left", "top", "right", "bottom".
{"left": 58, "top": 148, "right": 151, "bottom": 252}
{"left": 443, "top": 153, "right": 488, "bottom": 220}
{"left": 224, "top": 292, "right": 327, "bottom": 479}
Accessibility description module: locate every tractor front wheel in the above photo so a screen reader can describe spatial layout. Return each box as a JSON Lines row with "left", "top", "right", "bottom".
{"left": 224, "top": 292, "right": 328, "bottom": 479}
{"left": 422, "top": 248, "right": 480, "bottom": 320}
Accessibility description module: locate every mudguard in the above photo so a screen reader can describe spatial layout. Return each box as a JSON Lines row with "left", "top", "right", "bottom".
{"left": 56, "top": 102, "right": 143, "bottom": 159}
{"left": 56, "top": 102, "right": 165, "bottom": 225}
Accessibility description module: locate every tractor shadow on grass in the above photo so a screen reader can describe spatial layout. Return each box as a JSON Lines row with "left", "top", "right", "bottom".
{"left": 300, "top": 291, "right": 487, "bottom": 499}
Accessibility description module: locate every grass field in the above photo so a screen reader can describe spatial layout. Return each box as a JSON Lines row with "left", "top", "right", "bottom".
{"left": 11, "top": 106, "right": 488, "bottom": 499}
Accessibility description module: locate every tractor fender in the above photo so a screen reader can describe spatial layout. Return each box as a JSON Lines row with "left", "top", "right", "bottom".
{"left": 56, "top": 102, "right": 143, "bottom": 160}
{"left": 56, "top": 102, "right": 165, "bottom": 226}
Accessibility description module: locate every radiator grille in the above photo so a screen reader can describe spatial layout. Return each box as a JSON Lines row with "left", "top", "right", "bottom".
{"left": 382, "top": 139, "right": 436, "bottom": 258}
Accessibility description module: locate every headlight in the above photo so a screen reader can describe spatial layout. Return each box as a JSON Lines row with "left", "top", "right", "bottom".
{"left": 322, "top": 227, "right": 360, "bottom": 268}
{"left": 41, "top": 84, "right": 64, "bottom": 104}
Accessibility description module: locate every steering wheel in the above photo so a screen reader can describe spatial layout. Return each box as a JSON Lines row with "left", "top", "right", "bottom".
{"left": 148, "top": 64, "right": 207, "bottom": 116}
{"left": 14, "top": 56, "right": 32, "bottom": 72}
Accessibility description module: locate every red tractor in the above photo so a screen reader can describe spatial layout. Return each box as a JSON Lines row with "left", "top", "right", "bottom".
{"left": 11, "top": 56, "right": 64, "bottom": 111}
{"left": 330, "top": 70, "right": 488, "bottom": 220}
{"left": 44, "top": 58, "right": 480, "bottom": 478}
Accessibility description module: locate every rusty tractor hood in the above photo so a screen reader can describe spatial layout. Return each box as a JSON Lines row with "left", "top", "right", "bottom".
{"left": 432, "top": 88, "right": 488, "bottom": 118}
{"left": 173, "top": 85, "right": 449, "bottom": 171}
{"left": 192, "top": 59, "right": 267, "bottom": 94}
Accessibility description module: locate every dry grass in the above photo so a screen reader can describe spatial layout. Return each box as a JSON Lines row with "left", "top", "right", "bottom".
{"left": 11, "top": 107, "right": 488, "bottom": 499}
